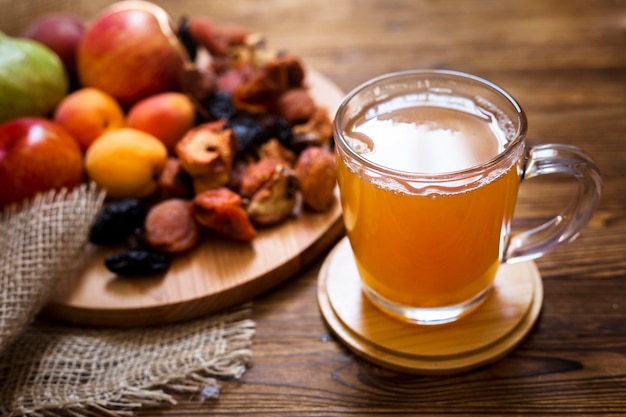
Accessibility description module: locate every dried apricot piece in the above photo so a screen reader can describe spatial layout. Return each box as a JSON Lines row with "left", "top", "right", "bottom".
{"left": 193, "top": 187, "right": 256, "bottom": 241}
{"left": 295, "top": 146, "right": 337, "bottom": 211}
{"left": 145, "top": 198, "right": 200, "bottom": 253}
{"left": 272, "top": 88, "right": 315, "bottom": 124}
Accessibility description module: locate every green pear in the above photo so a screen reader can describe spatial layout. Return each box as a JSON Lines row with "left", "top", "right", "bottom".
{"left": 0, "top": 32, "right": 68, "bottom": 123}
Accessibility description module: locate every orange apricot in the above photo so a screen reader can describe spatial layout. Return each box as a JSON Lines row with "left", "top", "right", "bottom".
{"left": 53, "top": 87, "right": 125, "bottom": 151}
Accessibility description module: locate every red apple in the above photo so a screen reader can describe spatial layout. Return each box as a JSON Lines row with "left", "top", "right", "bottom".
{"left": 77, "top": 1, "right": 187, "bottom": 108}
{"left": 0, "top": 118, "right": 84, "bottom": 207}
{"left": 23, "top": 14, "right": 86, "bottom": 87}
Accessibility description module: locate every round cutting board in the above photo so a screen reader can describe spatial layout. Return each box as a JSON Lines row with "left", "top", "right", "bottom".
{"left": 42, "top": 70, "right": 346, "bottom": 328}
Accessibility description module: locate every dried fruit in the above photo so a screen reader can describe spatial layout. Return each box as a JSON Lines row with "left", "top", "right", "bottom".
{"left": 257, "top": 139, "right": 296, "bottom": 166}
{"left": 239, "top": 157, "right": 287, "bottom": 198}
{"left": 295, "top": 146, "right": 336, "bottom": 211}
{"left": 206, "top": 91, "right": 236, "bottom": 120}
{"left": 179, "top": 61, "right": 217, "bottom": 107}
{"left": 86, "top": 13, "right": 340, "bottom": 267}
{"left": 226, "top": 113, "right": 267, "bottom": 153}
{"left": 89, "top": 199, "right": 148, "bottom": 245}
{"left": 259, "top": 115, "right": 293, "bottom": 148}
{"left": 272, "top": 88, "right": 315, "bottom": 124}
{"left": 216, "top": 65, "right": 253, "bottom": 94}
{"left": 176, "top": 120, "right": 238, "bottom": 193}
{"left": 145, "top": 198, "right": 200, "bottom": 253}
{"left": 158, "top": 157, "right": 194, "bottom": 198}
{"left": 290, "top": 106, "right": 333, "bottom": 151}
{"left": 188, "top": 16, "right": 250, "bottom": 57}
{"left": 193, "top": 187, "right": 256, "bottom": 241}
{"left": 231, "top": 54, "right": 305, "bottom": 112}
{"left": 247, "top": 165, "right": 298, "bottom": 226}
{"left": 104, "top": 250, "right": 170, "bottom": 276}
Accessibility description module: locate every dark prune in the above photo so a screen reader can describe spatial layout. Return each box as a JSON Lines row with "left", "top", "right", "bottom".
{"left": 258, "top": 114, "right": 293, "bottom": 148}
{"left": 268, "top": 117, "right": 294, "bottom": 147}
{"left": 177, "top": 17, "right": 197, "bottom": 61}
{"left": 226, "top": 114, "right": 267, "bottom": 153}
{"left": 206, "top": 91, "right": 236, "bottom": 120}
{"left": 104, "top": 250, "right": 170, "bottom": 276}
{"left": 89, "top": 200, "right": 148, "bottom": 246}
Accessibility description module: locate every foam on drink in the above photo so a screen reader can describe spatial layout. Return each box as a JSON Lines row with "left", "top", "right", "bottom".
{"left": 346, "top": 94, "right": 509, "bottom": 174}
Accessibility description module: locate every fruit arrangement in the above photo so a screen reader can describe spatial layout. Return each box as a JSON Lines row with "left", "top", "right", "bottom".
{"left": 0, "top": 1, "right": 337, "bottom": 276}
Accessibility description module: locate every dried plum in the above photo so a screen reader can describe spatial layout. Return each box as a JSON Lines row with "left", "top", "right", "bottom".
{"left": 104, "top": 250, "right": 170, "bottom": 276}
{"left": 206, "top": 91, "right": 236, "bottom": 120}
{"left": 226, "top": 114, "right": 267, "bottom": 153}
{"left": 264, "top": 116, "right": 293, "bottom": 148}
{"left": 89, "top": 199, "right": 148, "bottom": 245}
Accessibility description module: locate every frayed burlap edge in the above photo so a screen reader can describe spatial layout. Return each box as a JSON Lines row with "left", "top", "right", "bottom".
{"left": 0, "top": 185, "right": 256, "bottom": 416}
{"left": 0, "top": 304, "right": 255, "bottom": 417}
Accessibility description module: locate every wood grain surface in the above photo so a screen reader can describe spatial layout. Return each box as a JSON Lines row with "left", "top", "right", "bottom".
{"left": 4, "top": 0, "right": 625, "bottom": 415}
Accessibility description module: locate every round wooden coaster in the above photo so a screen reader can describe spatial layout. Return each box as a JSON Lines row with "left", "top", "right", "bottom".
{"left": 317, "top": 238, "right": 543, "bottom": 375}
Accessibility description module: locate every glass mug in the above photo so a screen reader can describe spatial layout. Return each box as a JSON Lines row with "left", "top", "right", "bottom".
{"left": 334, "top": 70, "right": 602, "bottom": 325}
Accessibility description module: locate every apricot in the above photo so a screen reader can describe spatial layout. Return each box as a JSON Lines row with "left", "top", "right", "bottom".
{"left": 295, "top": 146, "right": 336, "bottom": 211}
{"left": 145, "top": 198, "right": 200, "bottom": 253}
{"left": 193, "top": 187, "right": 256, "bottom": 241}
{"left": 126, "top": 92, "right": 195, "bottom": 154}
{"left": 85, "top": 128, "right": 167, "bottom": 199}
{"left": 53, "top": 87, "right": 125, "bottom": 151}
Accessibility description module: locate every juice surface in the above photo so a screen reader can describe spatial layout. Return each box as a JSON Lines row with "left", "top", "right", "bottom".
{"left": 347, "top": 103, "right": 507, "bottom": 173}
{"left": 338, "top": 104, "right": 522, "bottom": 308}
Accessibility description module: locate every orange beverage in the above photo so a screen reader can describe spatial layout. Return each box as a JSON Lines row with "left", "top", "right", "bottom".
{"left": 337, "top": 101, "right": 524, "bottom": 315}
{"left": 334, "top": 70, "right": 601, "bottom": 325}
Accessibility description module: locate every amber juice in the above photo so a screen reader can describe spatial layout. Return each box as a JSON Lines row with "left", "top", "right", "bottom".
{"left": 337, "top": 98, "right": 523, "bottom": 309}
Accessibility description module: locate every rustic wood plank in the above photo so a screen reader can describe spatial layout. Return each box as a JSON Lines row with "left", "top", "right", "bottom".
{"left": 3, "top": 0, "right": 624, "bottom": 414}
{"left": 141, "top": 0, "right": 626, "bottom": 414}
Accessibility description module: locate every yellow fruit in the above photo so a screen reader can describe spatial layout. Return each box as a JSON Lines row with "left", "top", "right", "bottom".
{"left": 85, "top": 128, "right": 167, "bottom": 199}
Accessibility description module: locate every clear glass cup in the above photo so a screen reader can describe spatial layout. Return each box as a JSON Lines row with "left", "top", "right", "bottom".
{"left": 334, "top": 70, "right": 602, "bottom": 325}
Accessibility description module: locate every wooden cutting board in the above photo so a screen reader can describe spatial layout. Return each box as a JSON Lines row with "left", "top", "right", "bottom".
{"left": 42, "top": 70, "right": 346, "bottom": 328}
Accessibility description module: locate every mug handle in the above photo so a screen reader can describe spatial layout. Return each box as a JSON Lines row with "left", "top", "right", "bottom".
{"left": 504, "top": 144, "right": 602, "bottom": 263}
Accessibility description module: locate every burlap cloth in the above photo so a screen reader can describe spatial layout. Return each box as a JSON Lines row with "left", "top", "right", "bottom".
{"left": 0, "top": 185, "right": 255, "bottom": 416}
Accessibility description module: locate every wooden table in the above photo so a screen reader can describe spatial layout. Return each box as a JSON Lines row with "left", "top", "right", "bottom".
{"left": 10, "top": 0, "right": 626, "bottom": 414}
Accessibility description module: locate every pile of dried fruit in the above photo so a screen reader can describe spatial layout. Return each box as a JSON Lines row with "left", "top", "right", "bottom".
{"left": 85, "top": 7, "right": 337, "bottom": 275}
